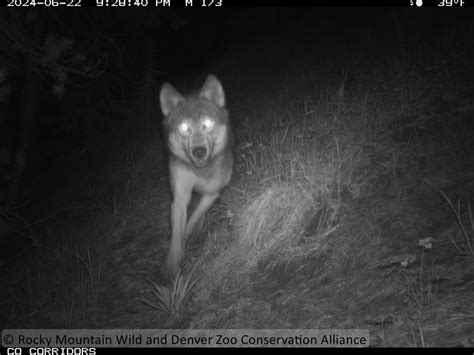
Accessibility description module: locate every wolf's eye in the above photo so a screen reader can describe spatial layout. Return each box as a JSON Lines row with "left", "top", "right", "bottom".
{"left": 203, "top": 118, "right": 214, "bottom": 130}
{"left": 179, "top": 122, "right": 190, "bottom": 134}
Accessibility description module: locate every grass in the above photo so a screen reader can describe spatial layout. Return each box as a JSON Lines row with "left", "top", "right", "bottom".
{"left": 185, "top": 33, "right": 474, "bottom": 345}
{"left": 436, "top": 188, "right": 473, "bottom": 256}
{"left": 141, "top": 268, "right": 197, "bottom": 317}
{"left": 2, "top": 243, "right": 104, "bottom": 327}
{"left": 1, "top": 203, "right": 105, "bottom": 327}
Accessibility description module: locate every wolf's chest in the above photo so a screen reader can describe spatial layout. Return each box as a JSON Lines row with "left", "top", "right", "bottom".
{"left": 193, "top": 164, "right": 232, "bottom": 195}
{"left": 170, "top": 155, "right": 232, "bottom": 196}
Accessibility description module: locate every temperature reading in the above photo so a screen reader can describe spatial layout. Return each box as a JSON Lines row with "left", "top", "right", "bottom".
{"left": 438, "top": 0, "right": 465, "bottom": 6}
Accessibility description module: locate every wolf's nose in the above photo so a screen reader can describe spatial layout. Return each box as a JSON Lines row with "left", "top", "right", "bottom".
{"left": 192, "top": 147, "right": 207, "bottom": 159}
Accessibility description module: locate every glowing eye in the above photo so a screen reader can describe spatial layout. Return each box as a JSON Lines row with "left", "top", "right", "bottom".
{"left": 203, "top": 118, "right": 214, "bottom": 129}
{"left": 179, "top": 122, "right": 190, "bottom": 133}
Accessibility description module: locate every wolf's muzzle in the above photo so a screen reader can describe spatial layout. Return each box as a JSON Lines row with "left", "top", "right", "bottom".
{"left": 192, "top": 147, "right": 207, "bottom": 160}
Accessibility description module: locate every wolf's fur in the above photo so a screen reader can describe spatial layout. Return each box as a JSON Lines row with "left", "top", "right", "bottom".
{"left": 159, "top": 75, "right": 233, "bottom": 280}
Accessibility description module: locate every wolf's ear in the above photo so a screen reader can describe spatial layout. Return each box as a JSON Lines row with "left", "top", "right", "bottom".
{"left": 199, "top": 75, "right": 225, "bottom": 108}
{"left": 160, "top": 83, "right": 184, "bottom": 116}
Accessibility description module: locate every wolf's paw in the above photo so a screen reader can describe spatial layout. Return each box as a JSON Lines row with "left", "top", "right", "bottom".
{"left": 160, "top": 254, "right": 182, "bottom": 282}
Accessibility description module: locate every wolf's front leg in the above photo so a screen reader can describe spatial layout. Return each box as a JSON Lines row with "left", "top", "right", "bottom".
{"left": 161, "top": 189, "right": 191, "bottom": 280}
{"left": 184, "top": 192, "right": 219, "bottom": 245}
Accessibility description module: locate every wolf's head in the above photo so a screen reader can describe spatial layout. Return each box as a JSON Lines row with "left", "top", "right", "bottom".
{"left": 160, "top": 75, "right": 230, "bottom": 168}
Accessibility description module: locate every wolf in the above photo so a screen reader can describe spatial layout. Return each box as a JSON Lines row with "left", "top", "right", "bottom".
{"left": 159, "top": 75, "right": 234, "bottom": 280}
